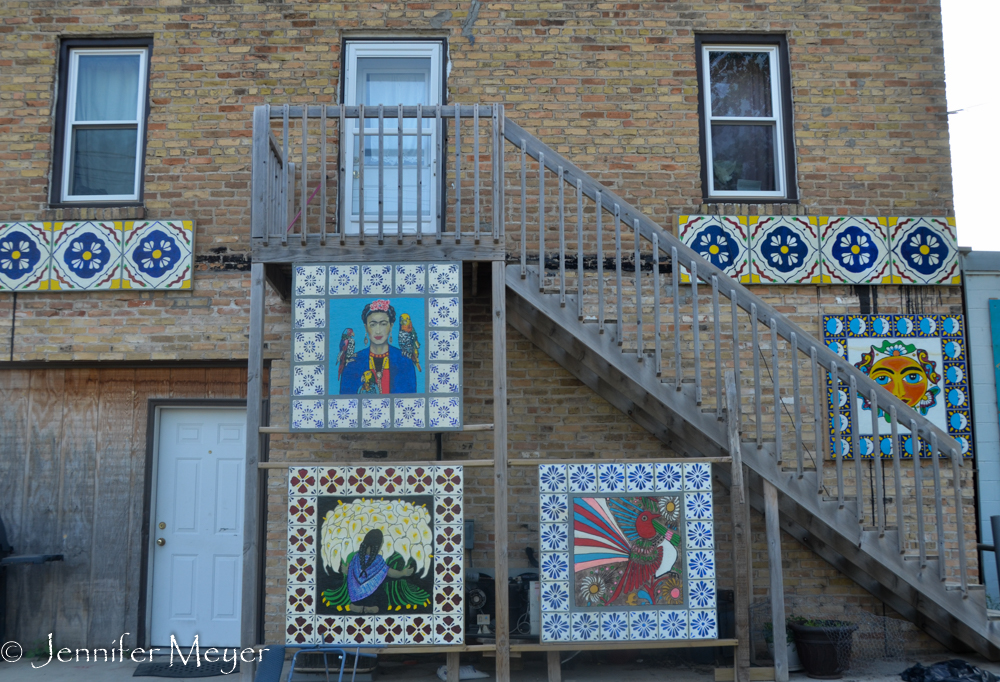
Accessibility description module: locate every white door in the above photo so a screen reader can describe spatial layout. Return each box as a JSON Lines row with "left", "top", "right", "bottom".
{"left": 150, "top": 407, "right": 246, "bottom": 648}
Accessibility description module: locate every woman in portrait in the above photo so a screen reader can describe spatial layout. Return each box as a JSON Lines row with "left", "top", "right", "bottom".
{"left": 339, "top": 299, "right": 417, "bottom": 395}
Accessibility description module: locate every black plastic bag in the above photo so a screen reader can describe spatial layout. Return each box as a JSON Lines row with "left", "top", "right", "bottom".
{"left": 901, "top": 660, "right": 999, "bottom": 682}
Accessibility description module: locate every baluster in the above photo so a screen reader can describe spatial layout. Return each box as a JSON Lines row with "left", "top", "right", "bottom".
{"left": 913, "top": 421, "right": 926, "bottom": 568}
{"left": 832, "top": 362, "right": 844, "bottom": 508}
{"left": 436, "top": 104, "right": 443, "bottom": 242}
{"left": 538, "top": 152, "right": 545, "bottom": 291}
{"left": 930, "top": 431, "right": 945, "bottom": 581}
{"left": 455, "top": 104, "right": 462, "bottom": 243}
{"left": 770, "top": 322, "right": 781, "bottom": 462}
{"left": 320, "top": 105, "right": 327, "bottom": 245}
{"left": 474, "top": 104, "right": 480, "bottom": 242}
{"left": 672, "top": 248, "right": 681, "bottom": 390}
{"left": 576, "top": 179, "right": 583, "bottom": 320}
{"left": 635, "top": 219, "right": 642, "bottom": 361}
{"left": 497, "top": 105, "right": 505, "bottom": 241}
{"left": 282, "top": 103, "right": 289, "bottom": 245}
{"left": 519, "top": 140, "right": 526, "bottom": 275}
{"left": 358, "top": 103, "right": 365, "bottom": 243}
{"left": 712, "top": 277, "right": 722, "bottom": 419}
{"left": 751, "top": 305, "right": 762, "bottom": 448}
{"left": 416, "top": 103, "right": 422, "bottom": 240}
{"left": 377, "top": 105, "right": 384, "bottom": 244}
{"left": 653, "top": 234, "right": 662, "bottom": 375}
{"left": 338, "top": 105, "right": 346, "bottom": 244}
{"left": 850, "top": 375, "right": 863, "bottom": 525}
{"left": 397, "top": 105, "right": 403, "bottom": 241}
{"left": 791, "top": 333, "right": 802, "bottom": 477}
{"left": 301, "top": 106, "right": 308, "bottom": 245}
{"left": 558, "top": 166, "right": 566, "bottom": 307}
{"left": 732, "top": 291, "right": 741, "bottom": 432}
{"left": 691, "top": 262, "right": 701, "bottom": 404}
{"left": 597, "top": 192, "right": 604, "bottom": 334}
{"left": 614, "top": 205, "right": 623, "bottom": 345}
{"left": 951, "top": 447, "right": 968, "bottom": 594}
{"left": 811, "top": 347, "right": 823, "bottom": 490}
{"left": 891, "top": 407, "right": 903, "bottom": 554}
{"left": 870, "top": 390, "right": 884, "bottom": 536}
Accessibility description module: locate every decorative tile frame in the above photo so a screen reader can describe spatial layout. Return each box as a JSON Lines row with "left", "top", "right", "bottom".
{"left": 678, "top": 215, "right": 750, "bottom": 283}
{"left": 538, "top": 462, "right": 718, "bottom": 642}
{"left": 888, "top": 217, "right": 960, "bottom": 285}
{"left": 285, "top": 465, "right": 464, "bottom": 645}
{"left": 749, "top": 216, "right": 822, "bottom": 284}
{"left": 818, "top": 217, "right": 892, "bottom": 285}
{"left": 0, "top": 220, "right": 195, "bottom": 291}
{"left": 823, "top": 314, "right": 972, "bottom": 459}
{"left": 290, "top": 262, "right": 463, "bottom": 432}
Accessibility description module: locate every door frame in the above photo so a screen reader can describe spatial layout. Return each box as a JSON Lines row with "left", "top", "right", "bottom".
{"left": 137, "top": 399, "right": 255, "bottom": 648}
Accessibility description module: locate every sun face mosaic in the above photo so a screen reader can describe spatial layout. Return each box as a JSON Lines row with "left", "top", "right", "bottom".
{"left": 0, "top": 220, "right": 194, "bottom": 291}
{"left": 285, "top": 465, "right": 464, "bottom": 645}
{"left": 823, "top": 314, "right": 971, "bottom": 459}
{"left": 290, "top": 262, "right": 463, "bottom": 433}
{"left": 538, "top": 462, "right": 717, "bottom": 642}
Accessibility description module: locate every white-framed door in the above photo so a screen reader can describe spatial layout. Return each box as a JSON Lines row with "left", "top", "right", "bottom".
{"left": 342, "top": 40, "right": 443, "bottom": 235}
{"left": 148, "top": 406, "right": 247, "bottom": 648}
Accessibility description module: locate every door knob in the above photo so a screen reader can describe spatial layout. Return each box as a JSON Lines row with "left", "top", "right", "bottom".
{"left": 156, "top": 538, "right": 166, "bottom": 547}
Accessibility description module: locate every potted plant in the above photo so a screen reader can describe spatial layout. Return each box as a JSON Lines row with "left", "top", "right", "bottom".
{"left": 763, "top": 620, "right": 803, "bottom": 672}
{"left": 788, "top": 616, "right": 858, "bottom": 679}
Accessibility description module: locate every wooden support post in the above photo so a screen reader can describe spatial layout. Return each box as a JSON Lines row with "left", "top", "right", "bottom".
{"left": 725, "top": 371, "right": 750, "bottom": 682}
{"left": 492, "top": 260, "right": 510, "bottom": 682}
{"left": 547, "top": 651, "right": 562, "bottom": 682}
{"left": 764, "top": 480, "right": 788, "bottom": 682}
{"left": 240, "top": 262, "right": 266, "bottom": 682}
{"left": 447, "top": 651, "right": 461, "bottom": 682}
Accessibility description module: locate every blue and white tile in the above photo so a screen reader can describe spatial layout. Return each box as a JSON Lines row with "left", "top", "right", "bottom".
{"left": 687, "top": 521, "right": 714, "bottom": 549}
{"left": 659, "top": 610, "right": 689, "bottom": 640}
{"left": 597, "top": 463, "right": 626, "bottom": 492}
{"left": 294, "top": 265, "right": 326, "bottom": 296}
{"left": 541, "top": 613, "right": 571, "bottom": 642}
{"left": 539, "top": 464, "right": 568, "bottom": 493}
{"left": 429, "top": 363, "right": 460, "bottom": 394}
{"left": 540, "top": 552, "right": 569, "bottom": 581}
{"left": 393, "top": 398, "right": 426, "bottom": 429}
{"left": 0, "top": 222, "right": 50, "bottom": 291}
{"left": 294, "top": 331, "right": 326, "bottom": 363}
{"left": 294, "top": 298, "right": 326, "bottom": 329}
{"left": 121, "top": 220, "right": 193, "bottom": 290}
{"left": 689, "top": 610, "right": 718, "bottom": 639}
{"left": 629, "top": 611, "right": 659, "bottom": 640}
{"left": 687, "top": 550, "right": 716, "bottom": 580}
{"left": 690, "top": 580, "right": 717, "bottom": 609}
{"left": 683, "top": 463, "right": 712, "bottom": 491}
{"left": 361, "top": 398, "right": 391, "bottom": 429}
{"left": 428, "top": 330, "right": 460, "bottom": 361}
{"left": 292, "top": 399, "right": 325, "bottom": 430}
{"left": 568, "top": 464, "right": 598, "bottom": 492}
{"left": 685, "top": 492, "right": 713, "bottom": 520}
{"left": 749, "top": 216, "right": 822, "bottom": 284}
{"left": 540, "top": 494, "right": 569, "bottom": 523}
{"left": 655, "top": 463, "right": 684, "bottom": 492}
{"left": 540, "top": 581, "right": 570, "bottom": 612}
{"left": 678, "top": 215, "right": 750, "bottom": 283}
{"left": 361, "top": 264, "right": 392, "bottom": 295}
{"left": 626, "top": 463, "right": 655, "bottom": 492}
{"left": 329, "top": 264, "right": 360, "bottom": 296}
{"left": 429, "top": 263, "right": 461, "bottom": 294}
{"left": 571, "top": 613, "right": 600, "bottom": 641}
{"left": 51, "top": 221, "right": 122, "bottom": 290}
{"left": 889, "top": 217, "right": 960, "bottom": 285}
{"left": 429, "top": 297, "right": 460, "bottom": 327}
{"left": 540, "top": 523, "right": 569, "bottom": 552}
{"left": 327, "top": 399, "right": 359, "bottom": 429}
{"left": 599, "top": 612, "right": 629, "bottom": 641}
{"left": 429, "top": 397, "right": 461, "bottom": 429}
{"left": 293, "top": 364, "right": 325, "bottom": 396}
{"left": 819, "top": 217, "right": 891, "bottom": 284}
{"left": 395, "top": 264, "right": 426, "bottom": 294}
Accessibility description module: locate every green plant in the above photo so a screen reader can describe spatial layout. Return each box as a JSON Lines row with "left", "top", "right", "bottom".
{"left": 788, "top": 615, "right": 853, "bottom": 628}
{"left": 23, "top": 640, "right": 50, "bottom": 660}
{"left": 763, "top": 620, "right": 794, "bottom": 644}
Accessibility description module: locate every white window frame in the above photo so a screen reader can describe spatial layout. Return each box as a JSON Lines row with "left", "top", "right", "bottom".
{"left": 60, "top": 47, "right": 148, "bottom": 203}
{"left": 342, "top": 40, "right": 443, "bottom": 235}
{"left": 701, "top": 44, "right": 786, "bottom": 200}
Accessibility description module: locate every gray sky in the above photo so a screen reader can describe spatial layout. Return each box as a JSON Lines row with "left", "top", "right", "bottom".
{"left": 943, "top": 0, "right": 999, "bottom": 251}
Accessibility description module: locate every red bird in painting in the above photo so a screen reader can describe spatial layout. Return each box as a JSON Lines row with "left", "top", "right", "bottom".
{"left": 337, "top": 328, "right": 356, "bottom": 381}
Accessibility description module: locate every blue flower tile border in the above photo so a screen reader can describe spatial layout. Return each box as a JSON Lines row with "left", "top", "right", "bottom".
{"left": 676, "top": 215, "right": 959, "bottom": 286}
{"left": 823, "top": 314, "right": 971, "bottom": 459}
{"left": 538, "top": 462, "right": 718, "bottom": 642}
{"left": 0, "top": 220, "right": 194, "bottom": 291}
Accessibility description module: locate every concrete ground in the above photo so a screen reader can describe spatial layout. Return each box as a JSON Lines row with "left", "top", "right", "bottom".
{"left": 3, "top": 649, "right": 1000, "bottom": 682}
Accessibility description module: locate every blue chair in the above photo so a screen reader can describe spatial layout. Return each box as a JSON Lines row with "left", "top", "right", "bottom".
{"left": 254, "top": 643, "right": 384, "bottom": 682}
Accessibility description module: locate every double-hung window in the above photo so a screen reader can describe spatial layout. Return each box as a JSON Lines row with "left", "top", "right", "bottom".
{"left": 53, "top": 40, "right": 152, "bottom": 204}
{"left": 342, "top": 40, "right": 444, "bottom": 235}
{"left": 696, "top": 36, "right": 796, "bottom": 201}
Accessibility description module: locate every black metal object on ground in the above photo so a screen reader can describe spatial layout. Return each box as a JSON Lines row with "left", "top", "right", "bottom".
{"left": 0, "top": 513, "right": 64, "bottom": 639}
{"left": 133, "top": 660, "right": 241, "bottom": 678}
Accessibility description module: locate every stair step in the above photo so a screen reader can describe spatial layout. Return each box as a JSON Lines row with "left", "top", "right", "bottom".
{"left": 903, "top": 555, "right": 939, "bottom": 561}
{"left": 822, "top": 496, "right": 858, "bottom": 502}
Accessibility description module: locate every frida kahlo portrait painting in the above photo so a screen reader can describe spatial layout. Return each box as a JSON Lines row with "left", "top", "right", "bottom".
{"left": 334, "top": 298, "right": 421, "bottom": 395}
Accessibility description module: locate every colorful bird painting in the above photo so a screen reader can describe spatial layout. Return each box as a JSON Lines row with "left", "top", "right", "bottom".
{"left": 359, "top": 370, "right": 380, "bottom": 394}
{"left": 337, "top": 328, "right": 356, "bottom": 381}
{"left": 573, "top": 496, "right": 681, "bottom": 605}
{"left": 397, "top": 314, "right": 421, "bottom": 372}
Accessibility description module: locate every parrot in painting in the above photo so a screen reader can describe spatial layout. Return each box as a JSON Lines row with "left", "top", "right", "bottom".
{"left": 397, "top": 314, "right": 421, "bottom": 372}
{"left": 337, "top": 328, "right": 356, "bottom": 381}
{"left": 359, "top": 370, "right": 380, "bottom": 394}
{"left": 573, "top": 496, "right": 681, "bottom": 605}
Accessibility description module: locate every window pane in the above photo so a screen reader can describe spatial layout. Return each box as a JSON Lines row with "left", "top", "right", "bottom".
{"left": 70, "top": 127, "right": 138, "bottom": 196}
{"left": 709, "top": 51, "right": 772, "bottom": 118}
{"left": 75, "top": 54, "right": 141, "bottom": 121}
{"left": 356, "top": 58, "right": 432, "bottom": 132}
{"left": 352, "top": 133, "right": 431, "bottom": 220}
{"left": 710, "top": 124, "right": 776, "bottom": 192}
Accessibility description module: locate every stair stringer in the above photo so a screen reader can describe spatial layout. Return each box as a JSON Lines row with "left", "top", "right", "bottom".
{"left": 507, "top": 267, "right": 1000, "bottom": 660}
